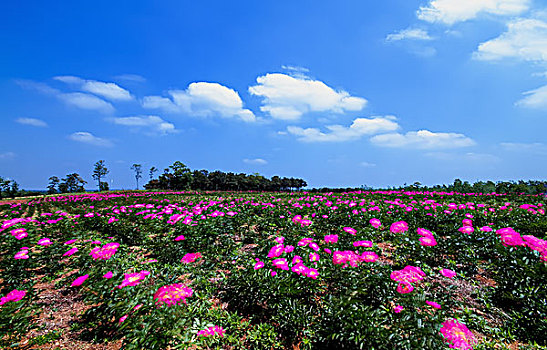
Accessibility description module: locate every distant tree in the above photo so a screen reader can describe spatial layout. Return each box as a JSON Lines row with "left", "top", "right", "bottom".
{"left": 99, "top": 181, "right": 110, "bottom": 191}
{"left": 149, "top": 166, "right": 158, "bottom": 181}
{"left": 47, "top": 176, "right": 60, "bottom": 194}
{"left": 92, "top": 160, "right": 109, "bottom": 191}
{"left": 131, "top": 164, "right": 143, "bottom": 190}
{"left": 59, "top": 173, "right": 86, "bottom": 193}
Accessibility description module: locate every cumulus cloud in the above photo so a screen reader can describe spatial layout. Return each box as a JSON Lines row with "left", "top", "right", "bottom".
{"left": 54, "top": 75, "right": 133, "bottom": 101}
{"left": 474, "top": 18, "right": 547, "bottom": 62}
{"left": 68, "top": 132, "right": 113, "bottom": 147}
{"left": 243, "top": 158, "right": 268, "bottom": 165}
{"left": 417, "top": 0, "right": 530, "bottom": 25}
{"left": 370, "top": 130, "right": 475, "bottom": 149}
{"left": 516, "top": 84, "right": 547, "bottom": 108}
{"left": 386, "top": 28, "right": 433, "bottom": 41}
{"left": 249, "top": 73, "right": 367, "bottom": 120}
{"left": 286, "top": 116, "right": 400, "bottom": 142}
{"left": 15, "top": 117, "right": 48, "bottom": 127}
{"left": 17, "top": 79, "right": 115, "bottom": 113}
{"left": 111, "top": 115, "right": 177, "bottom": 135}
{"left": 143, "top": 82, "right": 255, "bottom": 122}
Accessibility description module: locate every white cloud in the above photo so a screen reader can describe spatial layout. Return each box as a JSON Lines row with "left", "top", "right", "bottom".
{"left": 111, "top": 115, "right": 177, "bottom": 135}
{"left": 370, "top": 130, "right": 475, "bottom": 149}
{"left": 114, "top": 74, "right": 146, "bottom": 83}
{"left": 243, "top": 158, "right": 268, "bottom": 165}
{"left": 474, "top": 18, "right": 547, "bottom": 61}
{"left": 68, "top": 132, "right": 113, "bottom": 147}
{"left": 15, "top": 117, "right": 48, "bottom": 127}
{"left": 501, "top": 142, "right": 547, "bottom": 153}
{"left": 17, "top": 79, "right": 115, "bottom": 113}
{"left": 417, "top": 0, "right": 530, "bottom": 25}
{"left": 0, "top": 151, "right": 16, "bottom": 160}
{"left": 360, "top": 161, "right": 376, "bottom": 167}
{"left": 516, "top": 84, "right": 547, "bottom": 108}
{"left": 426, "top": 151, "right": 500, "bottom": 162}
{"left": 143, "top": 82, "right": 256, "bottom": 122}
{"left": 54, "top": 75, "right": 133, "bottom": 101}
{"left": 58, "top": 92, "right": 115, "bottom": 113}
{"left": 386, "top": 28, "right": 433, "bottom": 41}
{"left": 249, "top": 73, "right": 367, "bottom": 120}
{"left": 286, "top": 116, "right": 400, "bottom": 142}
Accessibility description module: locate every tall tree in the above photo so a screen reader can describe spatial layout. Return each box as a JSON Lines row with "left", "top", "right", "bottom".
{"left": 131, "top": 164, "right": 143, "bottom": 190}
{"left": 59, "top": 173, "right": 86, "bottom": 193}
{"left": 47, "top": 176, "right": 60, "bottom": 194}
{"left": 149, "top": 166, "right": 158, "bottom": 181}
{"left": 92, "top": 160, "right": 109, "bottom": 191}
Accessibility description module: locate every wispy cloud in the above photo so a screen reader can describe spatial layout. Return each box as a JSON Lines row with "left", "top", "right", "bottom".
{"left": 371, "top": 130, "right": 475, "bottom": 149}
{"left": 54, "top": 75, "right": 134, "bottom": 101}
{"left": 249, "top": 73, "right": 367, "bottom": 120}
{"left": 114, "top": 74, "right": 146, "bottom": 83}
{"left": 15, "top": 117, "right": 48, "bottom": 127}
{"left": 243, "top": 158, "right": 268, "bottom": 165}
{"left": 17, "top": 79, "right": 115, "bottom": 113}
{"left": 417, "top": 0, "right": 530, "bottom": 25}
{"left": 286, "top": 116, "right": 399, "bottom": 142}
{"left": 360, "top": 161, "right": 376, "bottom": 167}
{"left": 143, "top": 82, "right": 255, "bottom": 122}
{"left": 501, "top": 142, "right": 547, "bottom": 154}
{"left": 68, "top": 132, "right": 113, "bottom": 147}
{"left": 111, "top": 115, "right": 177, "bottom": 135}
{"left": 0, "top": 151, "right": 16, "bottom": 160}
{"left": 386, "top": 28, "right": 433, "bottom": 42}
{"left": 515, "top": 84, "right": 547, "bottom": 109}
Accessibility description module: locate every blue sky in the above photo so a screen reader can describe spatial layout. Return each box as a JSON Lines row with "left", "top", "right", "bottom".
{"left": 1, "top": 0, "right": 547, "bottom": 190}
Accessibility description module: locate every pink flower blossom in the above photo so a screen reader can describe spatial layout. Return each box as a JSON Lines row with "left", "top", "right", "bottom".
{"left": 181, "top": 252, "right": 203, "bottom": 263}
{"left": 361, "top": 251, "right": 379, "bottom": 262}
{"left": 426, "top": 300, "right": 441, "bottom": 309}
{"left": 90, "top": 242, "right": 119, "bottom": 260}
{"left": 117, "top": 271, "right": 150, "bottom": 289}
{"left": 393, "top": 304, "right": 403, "bottom": 313}
{"left": 71, "top": 274, "right": 89, "bottom": 287}
{"left": 197, "top": 325, "right": 225, "bottom": 337}
{"left": 14, "top": 249, "right": 29, "bottom": 260}
{"left": 11, "top": 228, "right": 27, "bottom": 240}
{"left": 324, "top": 234, "right": 339, "bottom": 243}
{"left": 440, "top": 319, "right": 477, "bottom": 349}
{"left": 396, "top": 282, "right": 414, "bottom": 294}
{"left": 458, "top": 226, "right": 474, "bottom": 235}
{"left": 63, "top": 247, "right": 78, "bottom": 257}
{"left": 174, "top": 235, "right": 186, "bottom": 241}
{"left": 343, "top": 227, "right": 357, "bottom": 235}
{"left": 272, "top": 258, "right": 289, "bottom": 270}
{"left": 353, "top": 240, "right": 373, "bottom": 248}
{"left": 419, "top": 236, "right": 437, "bottom": 246}
{"left": 309, "top": 252, "right": 320, "bottom": 262}
{"left": 119, "top": 314, "right": 128, "bottom": 323}
{"left": 64, "top": 239, "right": 77, "bottom": 245}
{"left": 253, "top": 261, "right": 264, "bottom": 270}
{"left": 0, "top": 289, "right": 26, "bottom": 305}
{"left": 440, "top": 269, "right": 457, "bottom": 278}
{"left": 267, "top": 244, "right": 284, "bottom": 258}
{"left": 103, "top": 271, "right": 113, "bottom": 279}
{"left": 369, "top": 218, "right": 382, "bottom": 228}
{"left": 390, "top": 221, "right": 408, "bottom": 234}
{"left": 153, "top": 283, "right": 193, "bottom": 307}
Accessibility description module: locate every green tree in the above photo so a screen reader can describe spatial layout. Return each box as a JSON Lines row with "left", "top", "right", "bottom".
{"left": 92, "top": 160, "right": 109, "bottom": 191}
{"left": 47, "top": 176, "right": 60, "bottom": 194}
{"left": 131, "top": 164, "right": 143, "bottom": 190}
{"left": 59, "top": 173, "right": 86, "bottom": 193}
{"left": 149, "top": 166, "right": 158, "bottom": 181}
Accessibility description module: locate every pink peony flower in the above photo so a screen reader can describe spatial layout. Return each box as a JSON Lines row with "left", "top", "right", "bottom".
{"left": 396, "top": 282, "right": 414, "bottom": 294}
{"left": 90, "top": 242, "right": 119, "bottom": 260}
{"left": 426, "top": 300, "right": 441, "bottom": 309}
{"left": 272, "top": 258, "right": 289, "bottom": 270}
{"left": 419, "top": 236, "right": 437, "bottom": 246}
{"left": 181, "top": 252, "right": 203, "bottom": 263}
{"left": 63, "top": 247, "right": 78, "bottom": 257}
{"left": 0, "top": 289, "right": 26, "bottom": 305}
{"left": 14, "top": 249, "right": 29, "bottom": 260}
{"left": 154, "top": 283, "right": 193, "bottom": 307}
{"left": 440, "top": 269, "right": 457, "bottom": 278}
{"left": 369, "top": 218, "right": 382, "bottom": 228}
{"left": 71, "top": 274, "right": 89, "bottom": 287}
{"left": 439, "top": 319, "right": 477, "bottom": 349}
{"left": 254, "top": 261, "right": 264, "bottom": 270}
{"left": 393, "top": 304, "right": 404, "bottom": 313}
{"left": 361, "top": 251, "right": 379, "bottom": 263}
{"left": 267, "top": 244, "right": 284, "bottom": 258}
{"left": 11, "top": 228, "right": 28, "bottom": 240}
{"left": 117, "top": 271, "right": 150, "bottom": 289}
{"left": 353, "top": 240, "right": 373, "bottom": 248}
{"left": 64, "top": 239, "right": 77, "bottom": 245}
{"left": 390, "top": 221, "right": 408, "bottom": 234}
{"left": 198, "top": 325, "right": 225, "bottom": 337}
{"left": 324, "top": 234, "right": 339, "bottom": 243}
{"left": 174, "top": 235, "right": 186, "bottom": 241}
{"left": 343, "top": 227, "right": 357, "bottom": 235}
{"left": 103, "top": 271, "right": 113, "bottom": 279}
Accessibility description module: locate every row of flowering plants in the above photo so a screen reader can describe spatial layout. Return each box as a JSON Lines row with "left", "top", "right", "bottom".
{"left": 0, "top": 190, "right": 546, "bottom": 349}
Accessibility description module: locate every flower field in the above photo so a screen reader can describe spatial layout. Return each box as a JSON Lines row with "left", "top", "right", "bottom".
{"left": 1, "top": 190, "right": 546, "bottom": 349}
